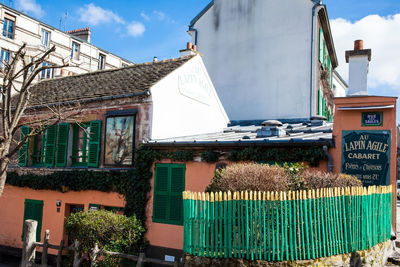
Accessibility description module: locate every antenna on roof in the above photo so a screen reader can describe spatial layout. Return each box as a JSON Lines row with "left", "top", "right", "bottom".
{"left": 59, "top": 17, "right": 62, "bottom": 30}
{"left": 64, "top": 10, "right": 68, "bottom": 31}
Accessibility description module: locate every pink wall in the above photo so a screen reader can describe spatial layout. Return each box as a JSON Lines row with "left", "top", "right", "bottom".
{"left": 0, "top": 185, "right": 125, "bottom": 254}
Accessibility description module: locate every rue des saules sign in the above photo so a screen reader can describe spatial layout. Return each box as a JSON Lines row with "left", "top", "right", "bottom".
{"left": 341, "top": 130, "right": 391, "bottom": 186}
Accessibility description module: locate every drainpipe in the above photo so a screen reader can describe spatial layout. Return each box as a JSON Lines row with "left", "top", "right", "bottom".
{"left": 309, "top": 1, "right": 323, "bottom": 118}
{"left": 323, "top": 145, "right": 333, "bottom": 173}
{"left": 189, "top": 27, "right": 198, "bottom": 45}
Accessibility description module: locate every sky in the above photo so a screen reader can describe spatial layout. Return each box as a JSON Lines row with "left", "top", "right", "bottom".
{"left": 8, "top": 0, "right": 400, "bottom": 122}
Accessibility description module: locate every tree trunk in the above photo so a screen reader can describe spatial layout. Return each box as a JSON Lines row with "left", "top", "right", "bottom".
{"left": 20, "top": 220, "right": 37, "bottom": 267}
{"left": 0, "top": 158, "right": 9, "bottom": 197}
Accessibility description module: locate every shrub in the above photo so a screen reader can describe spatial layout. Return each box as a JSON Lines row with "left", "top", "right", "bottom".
{"left": 301, "top": 170, "right": 362, "bottom": 190}
{"left": 205, "top": 163, "right": 290, "bottom": 192}
{"left": 65, "top": 210, "right": 145, "bottom": 265}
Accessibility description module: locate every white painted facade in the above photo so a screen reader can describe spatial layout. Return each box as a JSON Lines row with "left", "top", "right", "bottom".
{"left": 189, "top": 0, "right": 338, "bottom": 122}
{"left": 150, "top": 55, "right": 229, "bottom": 139}
{"left": 332, "top": 71, "right": 347, "bottom": 97}
{"left": 0, "top": 4, "right": 131, "bottom": 82}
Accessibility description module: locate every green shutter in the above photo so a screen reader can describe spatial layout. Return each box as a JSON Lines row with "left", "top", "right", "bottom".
{"left": 317, "top": 89, "right": 321, "bottom": 116}
{"left": 22, "top": 199, "right": 43, "bottom": 242}
{"left": 18, "top": 126, "right": 30, "bottom": 166}
{"left": 319, "top": 28, "right": 324, "bottom": 63}
{"left": 88, "top": 120, "right": 101, "bottom": 167}
{"left": 169, "top": 165, "right": 185, "bottom": 223}
{"left": 153, "top": 164, "right": 186, "bottom": 225}
{"left": 322, "top": 98, "right": 326, "bottom": 117}
{"left": 153, "top": 165, "right": 169, "bottom": 221}
{"left": 56, "top": 123, "right": 69, "bottom": 167}
{"left": 44, "top": 125, "right": 57, "bottom": 167}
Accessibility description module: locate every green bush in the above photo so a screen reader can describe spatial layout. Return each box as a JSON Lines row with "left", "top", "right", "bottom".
{"left": 65, "top": 210, "right": 145, "bottom": 265}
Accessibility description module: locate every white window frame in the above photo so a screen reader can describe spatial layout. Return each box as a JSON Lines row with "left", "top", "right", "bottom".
{"left": 40, "top": 29, "right": 50, "bottom": 48}
{"left": 98, "top": 53, "right": 106, "bottom": 70}
{"left": 39, "top": 62, "right": 54, "bottom": 80}
{"left": 71, "top": 41, "right": 80, "bottom": 60}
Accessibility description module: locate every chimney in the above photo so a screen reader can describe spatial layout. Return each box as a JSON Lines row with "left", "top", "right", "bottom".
{"left": 67, "top": 27, "right": 91, "bottom": 43}
{"left": 345, "top": 40, "right": 372, "bottom": 96}
{"left": 180, "top": 42, "right": 197, "bottom": 57}
{"left": 153, "top": 56, "right": 158, "bottom": 62}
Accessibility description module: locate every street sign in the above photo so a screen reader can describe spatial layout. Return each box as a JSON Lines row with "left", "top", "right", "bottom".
{"left": 362, "top": 112, "right": 383, "bottom": 127}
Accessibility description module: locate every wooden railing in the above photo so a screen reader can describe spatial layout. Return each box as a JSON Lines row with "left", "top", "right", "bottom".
{"left": 21, "top": 221, "right": 180, "bottom": 267}
{"left": 183, "top": 185, "right": 392, "bottom": 261}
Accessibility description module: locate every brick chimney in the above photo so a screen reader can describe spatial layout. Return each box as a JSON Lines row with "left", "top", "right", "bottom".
{"left": 67, "top": 27, "right": 91, "bottom": 43}
{"left": 345, "top": 40, "right": 372, "bottom": 96}
{"left": 180, "top": 42, "right": 197, "bottom": 57}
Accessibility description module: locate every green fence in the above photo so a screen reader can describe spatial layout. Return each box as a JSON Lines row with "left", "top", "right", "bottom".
{"left": 183, "top": 186, "right": 392, "bottom": 261}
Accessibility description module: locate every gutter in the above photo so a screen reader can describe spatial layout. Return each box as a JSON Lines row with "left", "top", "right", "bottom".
{"left": 144, "top": 139, "right": 333, "bottom": 148}
{"left": 309, "top": 2, "right": 323, "bottom": 118}
{"left": 26, "top": 90, "right": 151, "bottom": 110}
{"left": 189, "top": 27, "right": 198, "bottom": 45}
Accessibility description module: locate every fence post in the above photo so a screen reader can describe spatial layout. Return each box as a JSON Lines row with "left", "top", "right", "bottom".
{"left": 21, "top": 219, "right": 37, "bottom": 267}
{"left": 56, "top": 240, "right": 64, "bottom": 267}
{"left": 135, "top": 253, "right": 144, "bottom": 267}
{"left": 41, "top": 230, "right": 50, "bottom": 267}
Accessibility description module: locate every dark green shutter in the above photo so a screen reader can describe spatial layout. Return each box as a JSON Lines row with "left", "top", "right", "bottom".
{"left": 153, "top": 165, "right": 169, "bottom": 221}
{"left": 56, "top": 123, "right": 69, "bottom": 167}
{"left": 88, "top": 120, "right": 101, "bottom": 167}
{"left": 319, "top": 28, "right": 324, "bottom": 63}
{"left": 22, "top": 199, "right": 43, "bottom": 242}
{"left": 44, "top": 124, "right": 57, "bottom": 167}
{"left": 169, "top": 165, "right": 185, "bottom": 224}
{"left": 153, "top": 164, "right": 185, "bottom": 225}
{"left": 18, "top": 126, "right": 30, "bottom": 166}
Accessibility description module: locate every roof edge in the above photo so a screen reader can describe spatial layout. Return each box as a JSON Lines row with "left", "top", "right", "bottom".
{"left": 189, "top": 0, "right": 214, "bottom": 27}
{"left": 318, "top": 6, "right": 338, "bottom": 69}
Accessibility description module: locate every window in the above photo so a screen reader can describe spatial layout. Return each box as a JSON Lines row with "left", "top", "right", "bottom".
{"left": 98, "top": 53, "right": 106, "bottom": 70}
{"left": 71, "top": 121, "right": 101, "bottom": 167}
{"left": 153, "top": 163, "right": 186, "bottom": 225}
{"left": 39, "top": 62, "right": 54, "bottom": 79}
{"left": 319, "top": 28, "right": 324, "bottom": 63}
{"left": 31, "top": 125, "right": 57, "bottom": 167}
{"left": 2, "top": 14, "right": 15, "bottom": 39}
{"left": 71, "top": 41, "right": 80, "bottom": 60}
{"left": 41, "top": 29, "right": 50, "bottom": 48}
{"left": 0, "top": 49, "right": 10, "bottom": 69}
{"left": 22, "top": 199, "right": 43, "bottom": 242}
{"left": 104, "top": 115, "right": 135, "bottom": 166}
{"left": 122, "top": 63, "right": 128, "bottom": 68}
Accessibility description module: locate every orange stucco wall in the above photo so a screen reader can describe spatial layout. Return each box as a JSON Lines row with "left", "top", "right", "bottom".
{"left": 145, "top": 160, "right": 218, "bottom": 250}
{"left": 145, "top": 159, "right": 328, "bottom": 250}
{"left": 330, "top": 96, "right": 397, "bottom": 228}
{"left": 0, "top": 185, "right": 125, "bottom": 253}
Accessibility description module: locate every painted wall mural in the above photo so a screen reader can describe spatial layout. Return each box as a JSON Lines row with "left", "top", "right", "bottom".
{"left": 105, "top": 116, "right": 135, "bottom": 166}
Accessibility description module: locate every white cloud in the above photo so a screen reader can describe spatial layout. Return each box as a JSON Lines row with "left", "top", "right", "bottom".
{"left": 330, "top": 14, "right": 400, "bottom": 89}
{"left": 140, "top": 11, "right": 150, "bottom": 21}
{"left": 78, "top": 3, "right": 124, "bottom": 26}
{"left": 153, "top": 10, "right": 166, "bottom": 21}
{"left": 16, "top": 0, "right": 44, "bottom": 18}
{"left": 127, "top": 21, "right": 145, "bottom": 37}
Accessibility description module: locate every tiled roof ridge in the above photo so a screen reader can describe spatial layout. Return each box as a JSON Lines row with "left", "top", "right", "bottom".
{"left": 67, "top": 27, "right": 90, "bottom": 33}
{"left": 34, "top": 55, "right": 195, "bottom": 85}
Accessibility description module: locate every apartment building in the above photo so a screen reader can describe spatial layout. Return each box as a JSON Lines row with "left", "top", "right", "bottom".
{"left": 0, "top": 4, "right": 132, "bottom": 83}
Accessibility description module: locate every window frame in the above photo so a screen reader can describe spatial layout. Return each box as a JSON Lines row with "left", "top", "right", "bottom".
{"left": 103, "top": 109, "right": 137, "bottom": 167}
{"left": 98, "top": 53, "right": 106, "bottom": 70}
{"left": 3, "top": 14, "right": 15, "bottom": 39}
{"left": 31, "top": 131, "right": 47, "bottom": 167}
{"left": 71, "top": 123, "right": 90, "bottom": 167}
{"left": 40, "top": 28, "right": 50, "bottom": 48}
{"left": 39, "top": 62, "right": 54, "bottom": 80}
{"left": 0, "top": 48, "right": 10, "bottom": 69}
{"left": 71, "top": 41, "right": 80, "bottom": 60}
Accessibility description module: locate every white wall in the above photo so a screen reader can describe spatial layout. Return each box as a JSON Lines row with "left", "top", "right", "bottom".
{"left": 190, "top": 0, "right": 314, "bottom": 121}
{"left": 332, "top": 71, "right": 347, "bottom": 97}
{"left": 150, "top": 55, "right": 229, "bottom": 139}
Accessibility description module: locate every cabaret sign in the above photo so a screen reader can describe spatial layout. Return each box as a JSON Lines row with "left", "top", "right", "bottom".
{"left": 341, "top": 130, "right": 391, "bottom": 186}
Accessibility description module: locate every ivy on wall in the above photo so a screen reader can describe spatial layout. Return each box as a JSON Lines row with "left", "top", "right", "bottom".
{"left": 6, "top": 145, "right": 326, "bottom": 221}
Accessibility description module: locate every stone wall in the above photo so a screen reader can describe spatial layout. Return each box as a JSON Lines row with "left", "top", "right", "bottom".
{"left": 183, "top": 241, "right": 393, "bottom": 267}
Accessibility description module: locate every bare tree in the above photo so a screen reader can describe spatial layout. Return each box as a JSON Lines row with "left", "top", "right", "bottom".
{"left": 0, "top": 43, "right": 80, "bottom": 196}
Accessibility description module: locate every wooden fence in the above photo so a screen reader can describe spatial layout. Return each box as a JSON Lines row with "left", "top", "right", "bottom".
{"left": 183, "top": 185, "right": 392, "bottom": 261}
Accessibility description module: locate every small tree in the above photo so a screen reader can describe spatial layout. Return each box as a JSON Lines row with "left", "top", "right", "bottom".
{"left": 0, "top": 44, "right": 79, "bottom": 196}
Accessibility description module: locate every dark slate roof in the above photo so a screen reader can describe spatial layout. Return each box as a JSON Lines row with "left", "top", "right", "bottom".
{"left": 145, "top": 121, "right": 333, "bottom": 147}
{"left": 27, "top": 56, "right": 193, "bottom": 107}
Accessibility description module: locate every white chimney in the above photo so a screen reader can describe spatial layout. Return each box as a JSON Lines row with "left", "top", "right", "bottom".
{"left": 180, "top": 42, "right": 197, "bottom": 57}
{"left": 345, "top": 40, "right": 372, "bottom": 96}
